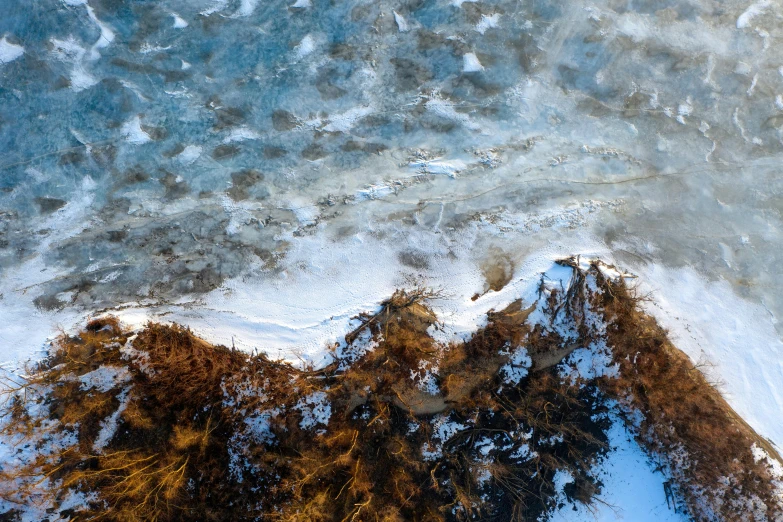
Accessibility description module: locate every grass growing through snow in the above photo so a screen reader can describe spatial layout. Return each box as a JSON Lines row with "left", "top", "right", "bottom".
{"left": 0, "top": 263, "right": 781, "bottom": 521}
{"left": 567, "top": 259, "right": 783, "bottom": 520}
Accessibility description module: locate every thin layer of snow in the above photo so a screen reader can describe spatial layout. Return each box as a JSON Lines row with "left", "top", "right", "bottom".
{"left": 499, "top": 346, "right": 531, "bottom": 385}
{"left": 423, "top": 94, "right": 481, "bottom": 131}
{"left": 92, "top": 387, "right": 131, "bottom": 452}
{"left": 295, "top": 391, "right": 331, "bottom": 429}
{"left": 79, "top": 365, "right": 131, "bottom": 393}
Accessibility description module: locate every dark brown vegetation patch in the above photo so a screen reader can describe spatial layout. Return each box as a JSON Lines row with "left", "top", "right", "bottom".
{"left": 1, "top": 263, "right": 781, "bottom": 521}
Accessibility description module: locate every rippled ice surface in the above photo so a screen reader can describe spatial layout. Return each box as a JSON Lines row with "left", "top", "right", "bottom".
{"left": 1, "top": 0, "right": 783, "bottom": 441}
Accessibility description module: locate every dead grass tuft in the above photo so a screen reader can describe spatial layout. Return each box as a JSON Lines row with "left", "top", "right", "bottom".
{"left": 556, "top": 257, "right": 783, "bottom": 520}
{"left": 2, "top": 266, "right": 779, "bottom": 521}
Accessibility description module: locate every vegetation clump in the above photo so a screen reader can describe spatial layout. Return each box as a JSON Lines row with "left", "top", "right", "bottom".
{"left": 0, "top": 261, "right": 780, "bottom": 521}
{"left": 565, "top": 259, "right": 783, "bottom": 520}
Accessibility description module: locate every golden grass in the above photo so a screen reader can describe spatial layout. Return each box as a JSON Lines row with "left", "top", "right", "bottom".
{"left": 1, "top": 269, "right": 780, "bottom": 521}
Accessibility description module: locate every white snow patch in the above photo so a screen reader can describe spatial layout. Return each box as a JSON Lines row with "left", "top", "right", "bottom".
{"left": 70, "top": 67, "right": 99, "bottom": 91}
{"left": 92, "top": 387, "right": 131, "bottom": 452}
{"left": 323, "top": 105, "right": 374, "bottom": 132}
{"left": 737, "top": 1, "right": 770, "bottom": 29}
{"left": 294, "top": 34, "right": 316, "bottom": 60}
{"left": 423, "top": 416, "right": 467, "bottom": 460}
{"left": 171, "top": 12, "right": 188, "bottom": 28}
{"left": 409, "top": 158, "right": 467, "bottom": 177}
{"left": 201, "top": 0, "right": 229, "bottom": 16}
{"left": 411, "top": 360, "right": 440, "bottom": 395}
{"left": 285, "top": 199, "right": 319, "bottom": 226}
{"left": 462, "top": 52, "right": 484, "bottom": 72}
{"left": 234, "top": 0, "right": 260, "bottom": 17}
{"left": 499, "top": 346, "right": 532, "bottom": 385}
{"left": 223, "top": 126, "right": 261, "bottom": 143}
{"left": 354, "top": 182, "right": 398, "bottom": 201}
{"left": 0, "top": 36, "right": 24, "bottom": 64}
{"left": 560, "top": 341, "right": 619, "bottom": 382}
{"left": 393, "top": 11, "right": 409, "bottom": 32}
{"left": 85, "top": 5, "right": 115, "bottom": 61}
{"left": 244, "top": 409, "right": 278, "bottom": 444}
{"left": 120, "top": 116, "right": 152, "bottom": 144}
{"left": 291, "top": 0, "right": 311, "bottom": 7}
{"left": 475, "top": 14, "right": 500, "bottom": 34}
{"left": 48, "top": 37, "right": 99, "bottom": 92}
{"left": 550, "top": 414, "right": 688, "bottom": 521}
{"left": 221, "top": 195, "right": 258, "bottom": 235}
{"left": 176, "top": 144, "right": 202, "bottom": 164}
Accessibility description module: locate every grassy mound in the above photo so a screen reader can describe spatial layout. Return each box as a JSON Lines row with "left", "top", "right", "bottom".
{"left": 0, "top": 262, "right": 780, "bottom": 521}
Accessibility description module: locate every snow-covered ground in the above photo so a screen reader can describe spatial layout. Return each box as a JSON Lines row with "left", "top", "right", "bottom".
{"left": 2, "top": 0, "right": 783, "bottom": 518}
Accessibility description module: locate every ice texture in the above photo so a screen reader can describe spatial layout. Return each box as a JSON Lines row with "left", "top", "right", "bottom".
{"left": 0, "top": 0, "right": 782, "bottom": 454}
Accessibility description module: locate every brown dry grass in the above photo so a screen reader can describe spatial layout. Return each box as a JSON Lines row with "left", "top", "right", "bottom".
{"left": 557, "top": 258, "right": 783, "bottom": 521}
{"left": 0, "top": 295, "right": 609, "bottom": 521}
{"left": 2, "top": 268, "right": 780, "bottom": 521}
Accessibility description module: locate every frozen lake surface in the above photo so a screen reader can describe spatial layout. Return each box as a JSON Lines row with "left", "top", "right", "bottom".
{"left": 1, "top": 0, "right": 783, "bottom": 516}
